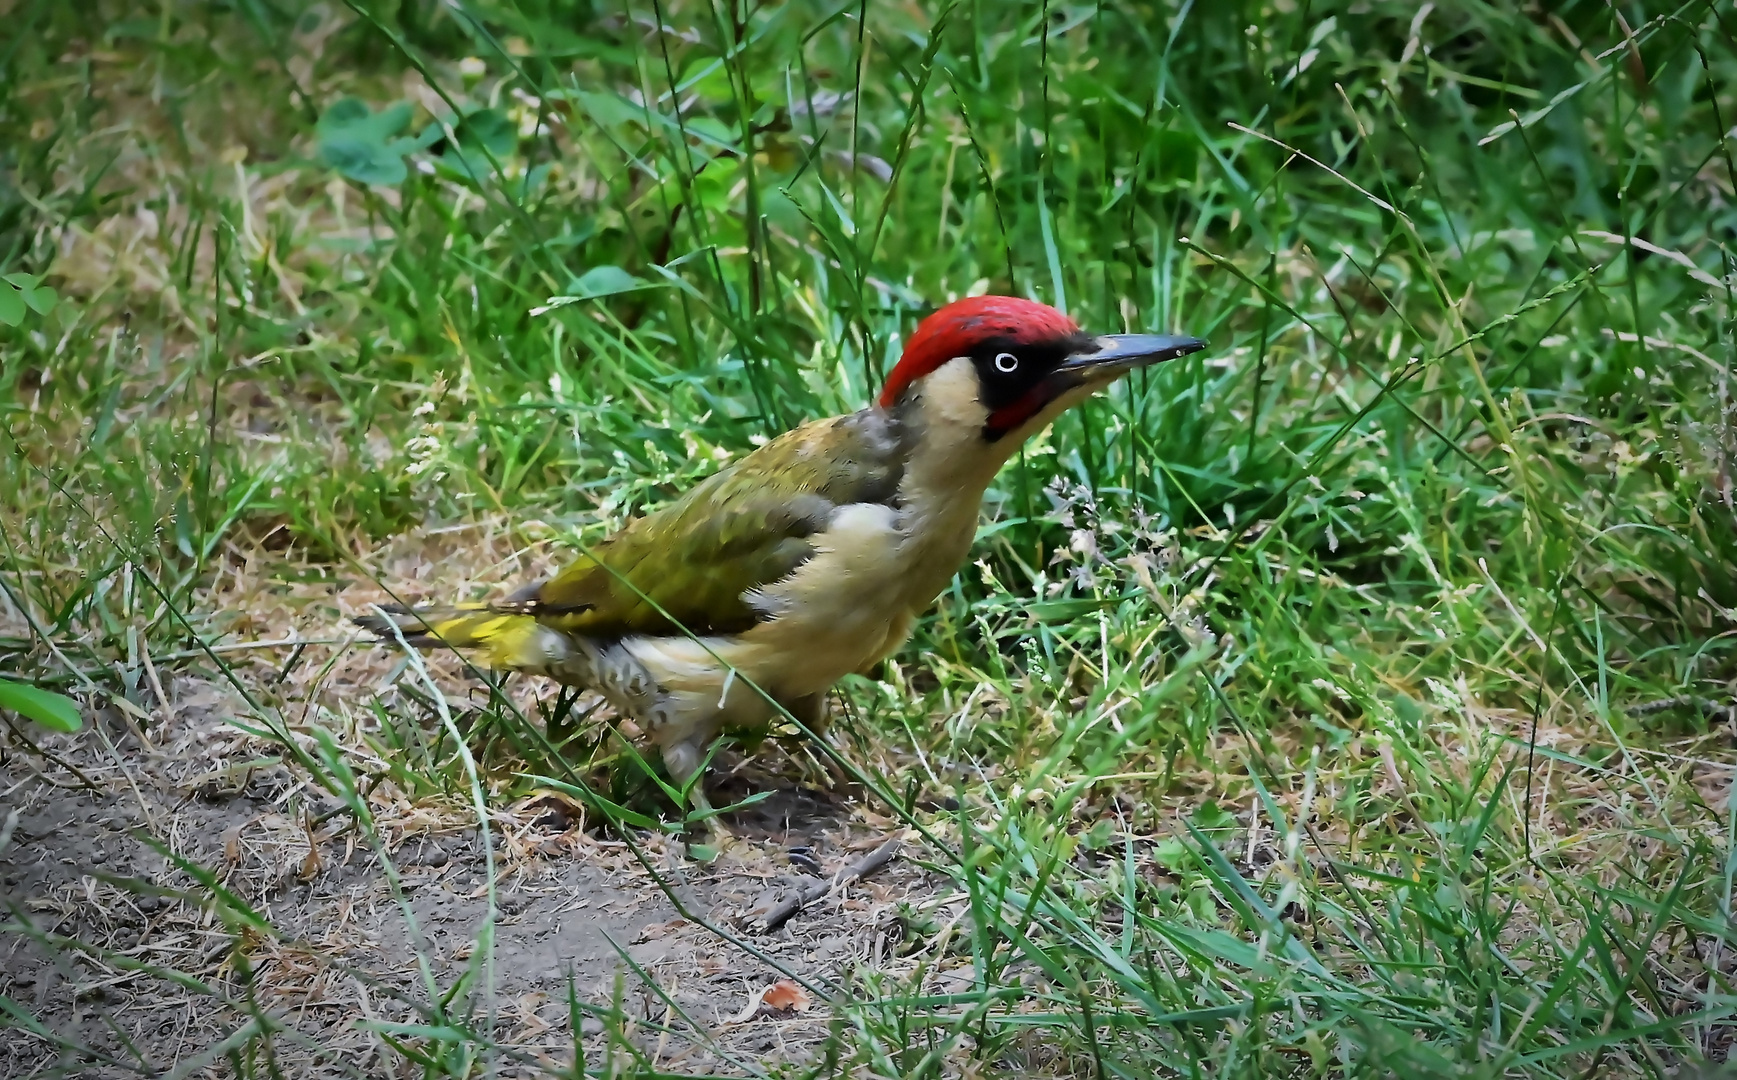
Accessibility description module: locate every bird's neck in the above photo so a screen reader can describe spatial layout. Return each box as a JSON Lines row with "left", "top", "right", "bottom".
{"left": 885, "top": 354, "right": 1083, "bottom": 509}
{"left": 874, "top": 359, "right": 1025, "bottom": 605}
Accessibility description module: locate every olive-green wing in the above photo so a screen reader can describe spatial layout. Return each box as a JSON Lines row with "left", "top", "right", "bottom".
{"left": 517, "top": 411, "right": 904, "bottom": 637}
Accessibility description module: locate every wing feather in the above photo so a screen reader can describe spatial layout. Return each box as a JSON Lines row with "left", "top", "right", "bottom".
{"left": 521, "top": 410, "right": 905, "bottom": 638}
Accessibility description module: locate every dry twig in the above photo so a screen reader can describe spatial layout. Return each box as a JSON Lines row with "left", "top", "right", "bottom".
{"left": 758, "top": 836, "right": 903, "bottom": 932}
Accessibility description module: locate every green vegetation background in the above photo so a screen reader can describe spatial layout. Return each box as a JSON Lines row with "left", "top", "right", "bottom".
{"left": 3, "top": 0, "right": 1737, "bottom": 1075}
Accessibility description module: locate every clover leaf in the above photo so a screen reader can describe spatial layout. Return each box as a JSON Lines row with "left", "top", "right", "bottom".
{"left": 429, "top": 107, "right": 518, "bottom": 185}
{"left": 0, "top": 273, "right": 58, "bottom": 327}
{"left": 316, "top": 97, "right": 435, "bottom": 187}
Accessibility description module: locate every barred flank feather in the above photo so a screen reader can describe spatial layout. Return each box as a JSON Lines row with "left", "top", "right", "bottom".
{"left": 352, "top": 604, "right": 551, "bottom": 670}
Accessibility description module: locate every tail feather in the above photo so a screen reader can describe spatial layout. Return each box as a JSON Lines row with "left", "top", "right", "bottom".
{"left": 353, "top": 603, "right": 552, "bottom": 670}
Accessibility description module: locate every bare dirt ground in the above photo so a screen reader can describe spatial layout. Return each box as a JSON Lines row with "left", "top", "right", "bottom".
{"left": 1, "top": 669, "right": 943, "bottom": 1077}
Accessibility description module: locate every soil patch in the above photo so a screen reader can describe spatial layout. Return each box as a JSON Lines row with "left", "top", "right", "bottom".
{"left": 1, "top": 680, "right": 940, "bottom": 1077}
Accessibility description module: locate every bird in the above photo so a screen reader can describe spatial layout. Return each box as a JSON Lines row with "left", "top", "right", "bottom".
{"left": 356, "top": 296, "right": 1204, "bottom": 821}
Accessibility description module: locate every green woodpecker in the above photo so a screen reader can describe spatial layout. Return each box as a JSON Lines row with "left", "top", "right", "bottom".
{"left": 357, "top": 296, "right": 1204, "bottom": 808}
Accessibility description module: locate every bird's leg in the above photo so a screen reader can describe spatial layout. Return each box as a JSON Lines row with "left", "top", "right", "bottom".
{"left": 782, "top": 692, "right": 850, "bottom": 791}
{"left": 661, "top": 737, "right": 731, "bottom": 848}
{"left": 783, "top": 692, "right": 828, "bottom": 737}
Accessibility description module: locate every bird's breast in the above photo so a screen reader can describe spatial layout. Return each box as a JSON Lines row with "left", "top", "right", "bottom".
{"left": 718, "top": 494, "right": 973, "bottom": 694}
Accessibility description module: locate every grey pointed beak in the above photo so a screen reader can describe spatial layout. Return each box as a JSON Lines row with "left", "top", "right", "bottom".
{"left": 1062, "top": 334, "right": 1207, "bottom": 377}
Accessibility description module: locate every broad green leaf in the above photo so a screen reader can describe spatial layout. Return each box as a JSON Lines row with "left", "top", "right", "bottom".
{"left": 316, "top": 97, "right": 412, "bottom": 143}
{"left": 431, "top": 107, "right": 518, "bottom": 184}
{"left": 5, "top": 275, "right": 59, "bottom": 317}
{"left": 0, "top": 678, "right": 83, "bottom": 732}
{"left": 452, "top": 107, "right": 515, "bottom": 158}
{"left": 23, "top": 285, "right": 56, "bottom": 316}
{"left": 1152, "top": 837, "right": 1190, "bottom": 872}
{"left": 1190, "top": 799, "right": 1237, "bottom": 834}
{"left": 316, "top": 98, "right": 417, "bottom": 187}
{"left": 0, "top": 285, "right": 24, "bottom": 326}
{"left": 319, "top": 141, "right": 407, "bottom": 186}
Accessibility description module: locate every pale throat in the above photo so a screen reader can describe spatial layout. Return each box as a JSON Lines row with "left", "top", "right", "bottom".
{"left": 883, "top": 357, "right": 1064, "bottom": 607}
{"left": 897, "top": 354, "right": 1100, "bottom": 486}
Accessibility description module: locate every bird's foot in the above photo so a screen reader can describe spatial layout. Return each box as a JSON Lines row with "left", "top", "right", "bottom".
{"left": 681, "top": 784, "right": 734, "bottom": 862}
{"left": 663, "top": 739, "right": 734, "bottom": 860}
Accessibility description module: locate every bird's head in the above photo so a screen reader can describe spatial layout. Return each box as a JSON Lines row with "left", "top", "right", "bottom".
{"left": 878, "top": 296, "right": 1205, "bottom": 447}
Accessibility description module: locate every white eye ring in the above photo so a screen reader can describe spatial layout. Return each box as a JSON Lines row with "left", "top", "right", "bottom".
{"left": 993, "top": 351, "right": 1019, "bottom": 373}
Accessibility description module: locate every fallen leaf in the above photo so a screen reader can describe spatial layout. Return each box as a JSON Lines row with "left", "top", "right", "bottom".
{"left": 761, "top": 979, "right": 811, "bottom": 1014}
{"left": 298, "top": 811, "right": 323, "bottom": 880}
{"left": 635, "top": 918, "right": 687, "bottom": 942}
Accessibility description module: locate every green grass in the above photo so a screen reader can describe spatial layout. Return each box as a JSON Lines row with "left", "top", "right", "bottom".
{"left": 3, "top": 0, "right": 1737, "bottom": 1075}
